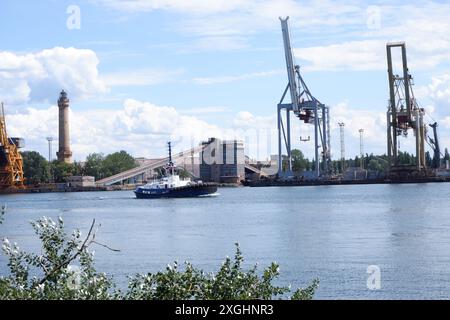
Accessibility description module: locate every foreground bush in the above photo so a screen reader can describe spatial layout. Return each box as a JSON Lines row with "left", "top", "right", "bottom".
{"left": 0, "top": 210, "right": 318, "bottom": 300}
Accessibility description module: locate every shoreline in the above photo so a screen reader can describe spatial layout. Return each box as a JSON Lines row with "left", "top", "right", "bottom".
{"left": 2, "top": 177, "right": 450, "bottom": 194}
{"left": 245, "top": 177, "right": 450, "bottom": 187}
{"left": 0, "top": 182, "right": 242, "bottom": 195}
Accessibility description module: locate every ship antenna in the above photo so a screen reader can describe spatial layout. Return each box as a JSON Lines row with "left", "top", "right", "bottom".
{"left": 168, "top": 141, "right": 174, "bottom": 175}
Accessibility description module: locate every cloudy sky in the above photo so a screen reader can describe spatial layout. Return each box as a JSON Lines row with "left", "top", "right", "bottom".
{"left": 1, "top": 0, "right": 450, "bottom": 161}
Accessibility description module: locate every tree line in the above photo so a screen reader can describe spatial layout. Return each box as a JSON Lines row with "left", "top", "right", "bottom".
{"left": 22, "top": 147, "right": 450, "bottom": 184}
{"left": 21, "top": 151, "right": 137, "bottom": 185}
{"left": 282, "top": 148, "right": 450, "bottom": 175}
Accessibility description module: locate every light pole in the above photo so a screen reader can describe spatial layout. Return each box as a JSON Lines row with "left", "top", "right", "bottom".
{"left": 46, "top": 137, "right": 54, "bottom": 183}
{"left": 46, "top": 137, "right": 54, "bottom": 162}
{"left": 338, "top": 122, "right": 345, "bottom": 173}
{"left": 359, "top": 129, "right": 364, "bottom": 169}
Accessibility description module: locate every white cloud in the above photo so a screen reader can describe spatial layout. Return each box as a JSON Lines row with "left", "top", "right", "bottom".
{"left": 6, "top": 99, "right": 224, "bottom": 160}
{"left": 233, "top": 111, "right": 274, "bottom": 128}
{"left": 428, "top": 75, "right": 450, "bottom": 105}
{"left": 441, "top": 117, "right": 450, "bottom": 129}
{"left": 94, "top": 1, "right": 450, "bottom": 69}
{"left": 101, "top": 68, "right": 184, "bottom": 86}
{"left": 94, "top": 0, "right": 365, "bottom": 54}
{"left": 95, "top": 0, "right": 362, "bottom": 29}
{"left": 180, "top": 36, "right": 249, "bottom": 53}
{"left": 5, "top": 98, "right": 280, "bottom": 161}
{"left": 293, "top": 3, "right": 450, "bottom": 71}
{"left": 6, "top": 98, "right": 444, "bottom": 163}
{"left": 93, "top": 0, "right": 251, "bottom": 15}
{"left": 182, "top": 106, "right": 230, "bottom": 114}
{"left": 331, "top": 102, "right": 387, "bottom": 155}
{"left": 0, "top": 47, "right": 108, "bottom": 104}
{"left": 231, "top": 102, "right": 429, "bottom": 160}
{"left": 294, "top": 40, "right": 385, "bottom": 71}
{"left": 415, "top": 74, "right": 450, "bottom": 118}
{"left": 192, "top": 70, "right": 282, "bottom": 85}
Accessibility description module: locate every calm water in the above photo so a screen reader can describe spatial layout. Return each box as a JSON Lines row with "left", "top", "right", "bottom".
{"left": 1, "top": 184, "right": 450, "bottom": 299}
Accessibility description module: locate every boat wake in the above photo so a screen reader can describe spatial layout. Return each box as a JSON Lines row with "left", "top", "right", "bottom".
{"left": 199, "top": 192, "right": 220, "bottom": 197}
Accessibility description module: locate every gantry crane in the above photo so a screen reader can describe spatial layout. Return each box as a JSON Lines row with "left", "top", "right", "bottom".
{"left": 277, "top": 16, "right": 330, "bottom": 178}
{"left": 386, "top": 42, "right": 426, "bottom": 171}
{"left": 0, "top": 102, "right": 25, "bottom": 189}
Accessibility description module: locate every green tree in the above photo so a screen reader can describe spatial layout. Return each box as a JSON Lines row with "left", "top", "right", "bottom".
{"left": 83, "top": 153, "right": 105, "bottom": 180}
{"left": 101, "top": 151, "right": 137, "bottom": 178}
{"left": 425, "top": 151, "right": 432, "bottom": 167}
{"left": 177, "top": 168, "right": 191, "bottom": 179}
{"left": 398, "top": 151, "right": 414, "bottom": 165}
{"left": 73, "top": 162, "right": 84, "bottom": 176}
{"left": 51, "top": 161, "right": 78, "bottom": 183}
{"left": 367, "top": 159, "right": 382, "bottom": 172}
{"left": 291, "top": 149, "right": 307, "bottom": 172}
{"left": 21, "top": 151, "right": 51, "bottom": 185}
{"left": 444, "top": 148, "right": 450, "bottom": 162}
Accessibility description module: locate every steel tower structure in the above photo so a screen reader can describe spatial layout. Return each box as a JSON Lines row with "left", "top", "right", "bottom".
{"left": 359, "top": 129, "right": 364, "bottom": 169}
{"left": 46, "top": 137, "right": 54, "bottom": 162}
{"left": 338, "top": 122, "right": 345, "bottom": 172}
{"left": 277, "top": 17, "right": 330, "bottom": 178}
{"left": 386, "top": 42, "right": 426, "bottom": 170}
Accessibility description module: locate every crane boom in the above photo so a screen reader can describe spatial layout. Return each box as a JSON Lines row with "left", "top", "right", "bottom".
{"left": 280, "top": 17, "right": 299, "bottom": 112}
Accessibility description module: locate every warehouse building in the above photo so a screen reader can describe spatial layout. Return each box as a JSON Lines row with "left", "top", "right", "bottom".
{"left": 200, "top": 138, "right": 245, "bottom": 184}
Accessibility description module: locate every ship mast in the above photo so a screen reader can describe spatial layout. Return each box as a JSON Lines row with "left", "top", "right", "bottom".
{"left": 167, "top": 141, "right": 174, "bottom": 176}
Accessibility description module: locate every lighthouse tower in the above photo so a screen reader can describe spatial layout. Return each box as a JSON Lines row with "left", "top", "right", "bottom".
{"left": 56, "top": 90, "right": 73, "bottom": 163}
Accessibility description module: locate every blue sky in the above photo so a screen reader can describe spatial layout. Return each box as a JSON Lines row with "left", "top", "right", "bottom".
{"left": 1, "top": 0, "right": 450, "bottom": 161}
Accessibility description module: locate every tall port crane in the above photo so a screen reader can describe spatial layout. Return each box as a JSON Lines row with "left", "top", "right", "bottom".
{"left": 277, "top": 17, "right": 330, "bottom": 178}
{"left": 0, "top": 103, "right": 25, "bottom": 189}
{"left": 386, "top": 42, "right": 426, "bottom": 171}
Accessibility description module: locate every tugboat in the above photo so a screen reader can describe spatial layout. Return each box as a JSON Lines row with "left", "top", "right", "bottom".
{"left": 134, "top": 142, "right": 218, "bottom": 199}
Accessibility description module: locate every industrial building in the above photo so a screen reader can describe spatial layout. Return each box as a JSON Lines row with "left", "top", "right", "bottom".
{"left": 66, "top": 176, "right": 96, "bottom": 188}
{"left": 200, "top": 138, "right": 245, "bottom": 184}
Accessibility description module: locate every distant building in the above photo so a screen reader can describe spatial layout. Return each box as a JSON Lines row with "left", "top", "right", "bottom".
{"left": 177, "top": 154, "right": 200, "bottom": 178}
{"left": 200, "top": 138, "right": 245, "bottom": 183}
{"left": 66, "top": 176, "right": 95, "bottom": 187}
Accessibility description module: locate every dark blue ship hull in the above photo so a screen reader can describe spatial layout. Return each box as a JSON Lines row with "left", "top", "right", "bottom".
{"left": 134, "top": 183, "right": 218, "bottom": 199}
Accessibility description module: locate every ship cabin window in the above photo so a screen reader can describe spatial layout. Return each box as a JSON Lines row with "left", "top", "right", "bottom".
{"left": 165, "top": 184, "right": 168, "bottom": 189}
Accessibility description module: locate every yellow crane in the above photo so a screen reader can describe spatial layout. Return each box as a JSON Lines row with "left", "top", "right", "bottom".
{"left": 0, "top": 102, "right": 24, "bottom": 189}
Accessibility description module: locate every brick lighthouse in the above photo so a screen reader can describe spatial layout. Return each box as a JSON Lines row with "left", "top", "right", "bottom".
{"left": 56, "top": 90, "right": 73, "bottom": 163}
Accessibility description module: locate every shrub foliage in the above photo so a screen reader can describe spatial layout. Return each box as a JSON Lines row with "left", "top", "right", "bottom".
{"left": 0, "top": 212, "right": 318, "bottom": 300}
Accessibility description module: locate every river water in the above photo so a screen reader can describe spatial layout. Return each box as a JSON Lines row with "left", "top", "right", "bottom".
{"left": 1, "top": 184, "right": 450, "bottom": 299}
